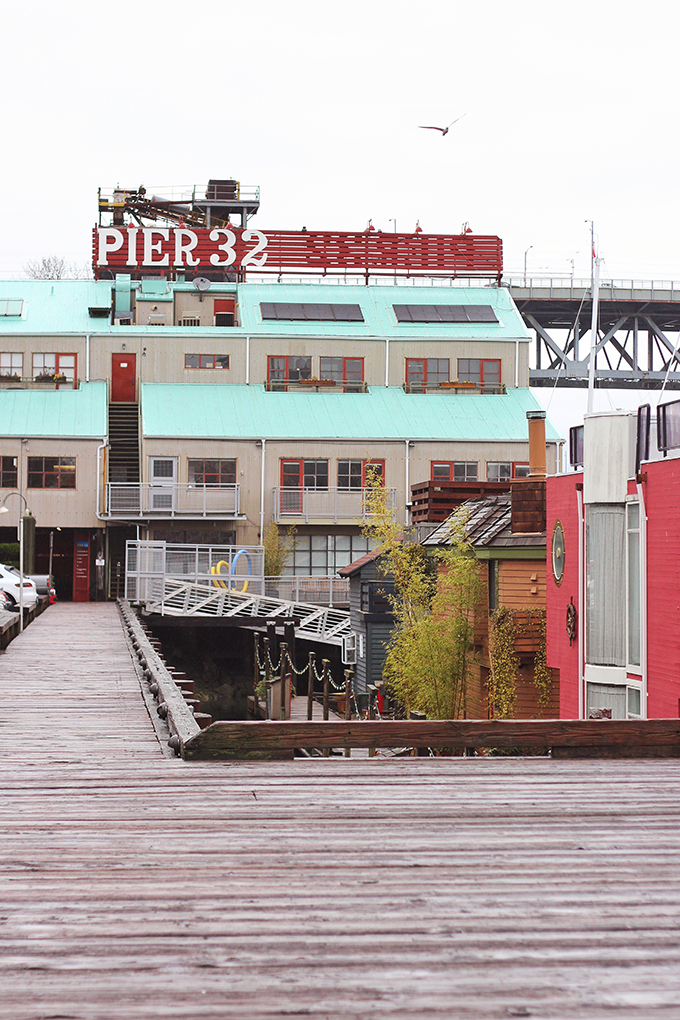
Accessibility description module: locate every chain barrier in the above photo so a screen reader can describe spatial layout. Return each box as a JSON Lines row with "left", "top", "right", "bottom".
{"left": 255, "top": 635, "right": 350, "bottom": 690}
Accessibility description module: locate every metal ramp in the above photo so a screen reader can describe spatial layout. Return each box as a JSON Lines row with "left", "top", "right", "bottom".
{"left": 140, "top": 577, "right": 350, "bottom": 645}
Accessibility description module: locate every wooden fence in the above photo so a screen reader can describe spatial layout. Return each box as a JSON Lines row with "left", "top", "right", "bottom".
{"left": 182, "top": 718, "right": 680, "bottom": 761}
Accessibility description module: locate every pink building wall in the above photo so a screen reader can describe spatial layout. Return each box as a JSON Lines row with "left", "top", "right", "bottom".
{"left": 641, "top": 459, "right": 680, "bottom": 718}
{"left": 546, "top": 472, "right": 582, "bottom": 718}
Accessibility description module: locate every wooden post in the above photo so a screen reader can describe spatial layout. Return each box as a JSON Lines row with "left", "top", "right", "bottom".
{"left": 263, "top": 637, "right": 271, "bottom": 719}
{"left": 267, "top": 620, "right": 277, "bottom": 663}
{"left": 344, "top": 670, "right": 353, "bottom": 758}
{"left": 253, "top": 633, "right": 260, "bottom": 718}
{"left": 284, "top": 621, "right": 296, "bottom": 675}
{"left": 279, "top": 642, "right": 288, "bottom": 720}
{"left": 322, "top": 659, "right": 330, "bottom": 757}
{"left": 307, "top": 651, "right": 316, "bottom": 721}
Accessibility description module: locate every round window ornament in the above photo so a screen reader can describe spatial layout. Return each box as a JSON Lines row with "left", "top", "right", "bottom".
{"left": 551, "top": 520, "right": 565, "bottom": 585}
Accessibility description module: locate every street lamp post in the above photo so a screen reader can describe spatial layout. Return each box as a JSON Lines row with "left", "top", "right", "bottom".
{"left": 524, "top": 245, "right": 533, "bottom": 286}
{"left": 0, "top": 492, "right": 29, "bottom": 632}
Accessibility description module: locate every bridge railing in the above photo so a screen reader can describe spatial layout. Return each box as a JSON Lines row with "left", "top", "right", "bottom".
{"left": 264, "top": 575, "right": 349, "bottom": 606}
{"left": 125, "top": 540, "right": 266, "bottom": 601}
{"left": 506, "top": 276, "right": 680, "bottom": 300}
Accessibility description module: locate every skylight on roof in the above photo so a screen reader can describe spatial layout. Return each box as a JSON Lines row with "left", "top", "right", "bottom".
{"left": 260, "top": 302, "right": 364, "bottom": 322}
{"left": 0, "top": 299, "right": 24, "bottom": 317}
{"left": 393, "top": 304, "right": 497, "bottom": 324}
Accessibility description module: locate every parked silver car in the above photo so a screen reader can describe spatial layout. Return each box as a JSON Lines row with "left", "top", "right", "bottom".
{"left": 0, "top": 564, "right": 38, "bottom": 608}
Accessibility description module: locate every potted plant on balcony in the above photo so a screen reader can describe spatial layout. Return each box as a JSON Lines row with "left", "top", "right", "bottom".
{"left": 298, "top": 377, "right": 336, "bottom": 386}
{"left": 34, "top": 372, "right": 68, "bottom": 388}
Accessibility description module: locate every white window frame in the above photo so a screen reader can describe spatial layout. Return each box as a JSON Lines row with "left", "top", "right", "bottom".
{"left": 585, "top": 667, "right": 644, "bottom": 720}
{"left": 626, "top": 498, "right": 643, "bottom": 675}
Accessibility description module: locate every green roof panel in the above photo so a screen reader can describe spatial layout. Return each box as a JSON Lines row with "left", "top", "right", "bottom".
{"left": 140, "top": 384, "right": 561, "bottom": 441}
{"left": 0, "top": 382, "right": 107, "bottom": 438}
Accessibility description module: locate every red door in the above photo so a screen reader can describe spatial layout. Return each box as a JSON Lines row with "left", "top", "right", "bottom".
{"left": 73, "top": 533, "right": 90, "bottom": 602}
{"left": 111, "top": 353, "right": 136, "bottom": 402}
{"left": 281, "top": 461, "right": 303, "bottom": 514}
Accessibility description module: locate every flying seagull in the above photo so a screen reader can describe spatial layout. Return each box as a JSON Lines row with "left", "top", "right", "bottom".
{"left": 418, "top": 114, "right": 466, "bottom": 136}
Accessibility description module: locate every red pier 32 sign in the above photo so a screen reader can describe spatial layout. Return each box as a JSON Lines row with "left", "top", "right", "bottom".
{"left": 93, "top": 227, "right": 503, "bottom": 280}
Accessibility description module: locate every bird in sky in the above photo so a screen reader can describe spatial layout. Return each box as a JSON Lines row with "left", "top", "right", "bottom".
{"left": 418, "top": 114, "right": 466, "bottom": 136}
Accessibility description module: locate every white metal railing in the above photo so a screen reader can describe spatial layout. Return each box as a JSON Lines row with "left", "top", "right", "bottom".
{"left": 273, "top": 486, "right": 396, "bottom": 523}
{"left": 505, "top": 277, "right": 680, "bottom": 300}
{"left": 135, "top": 576, "right": 350, "bottom": 645}
{"left": 125, "top": 541, "right": 265, "bottom": 601}
{"left": 107, "top": 483, "right": 240, "bottom": 517}
{"left": 264, "top": 575, "right": 349, "bottom": 607}
{"left": 99, "top": 183, "right": 260, "bottom": 204}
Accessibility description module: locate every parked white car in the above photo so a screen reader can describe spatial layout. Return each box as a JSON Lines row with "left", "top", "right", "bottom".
{"left": 0, "top": 564, "right": 38, "bottom": 608}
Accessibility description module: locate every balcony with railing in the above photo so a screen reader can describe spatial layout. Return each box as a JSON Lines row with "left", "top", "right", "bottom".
{"left": 264, "top": 379, "right": 368, "bottom": 393}
{"left": 105, "top": 483, "right": 241, "bottom": 518}
{"left": 402, "top": 381, "right": 506, "bottom": 394}
{"left": 273, "top": 486, "right": 397, "bottom": 523}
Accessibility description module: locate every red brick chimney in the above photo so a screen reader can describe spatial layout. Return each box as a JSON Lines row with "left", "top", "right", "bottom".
{"left": 511, "top": 410, "right": 546, "bottom": 533}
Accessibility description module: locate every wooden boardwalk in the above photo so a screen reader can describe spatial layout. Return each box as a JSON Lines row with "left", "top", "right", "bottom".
{"left": 2, "top": 605, "right": 680, "bottom": 1017}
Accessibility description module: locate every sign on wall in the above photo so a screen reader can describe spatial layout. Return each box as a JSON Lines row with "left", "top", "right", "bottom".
{"left": 92, "top": 227, "right": 503, "bottom": 280}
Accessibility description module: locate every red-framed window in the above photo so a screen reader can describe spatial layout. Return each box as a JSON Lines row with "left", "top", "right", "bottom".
{"left": 486, "top": 462, "right": 530, "bottom": 481}
{"left": 319, "top": 357, "right": 364, "bottom": 384}
{"left": 457, "top": 358, "right": 501, "bottom": 388}
{"left": 268, "top": 356, "right": 312, "bottom": 385}
{"left": 406, "top": 358, "right": 449, "bottom": 388}
{"left": 188, "top": 459, "right": 236, "bottom": 486}
{"left": 27, "top": 456, "right": 76, "bottom": 489}
{"left": 0, "top": 456, "right": 17, "bottom": 487}
{"left": 338, "top": 460, "right": 384, "bottom": 490}
{"left": 431, "top": 461, "right": 478, "bottom": 482}
{"left": 281, "top": 459, "right": 329, "bottom": 489}
{"left": 184, "top": 354, "right": 230, "bottom": 369}
{"left": 32, "top": 353, "right": 76, "bottom": 382}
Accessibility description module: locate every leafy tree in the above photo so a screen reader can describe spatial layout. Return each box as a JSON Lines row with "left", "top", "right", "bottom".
{"left": 362, "top": 475, "right": 483, "bottom": 719}
{"left": 263, "top": 522, "right": 297, "bottom": 576}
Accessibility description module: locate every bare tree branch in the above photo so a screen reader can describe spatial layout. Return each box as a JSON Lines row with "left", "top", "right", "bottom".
{"left": 24, "top": 257, "right": 91, "bottom": 280}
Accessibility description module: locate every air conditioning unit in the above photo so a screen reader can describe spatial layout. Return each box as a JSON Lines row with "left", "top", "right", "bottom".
{"left": 180, "top": 316, "right": 201, "bottom": 327}
{"left": 342, "top": 632, "right": 357, "bottom": 665}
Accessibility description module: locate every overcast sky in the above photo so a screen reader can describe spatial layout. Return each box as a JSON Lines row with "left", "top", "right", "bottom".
{"left": 2, "top": 0, "right": 677, "bottom": 440}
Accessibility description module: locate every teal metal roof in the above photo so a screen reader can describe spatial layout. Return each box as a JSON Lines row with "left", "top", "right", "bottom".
{"left": 0, "top": 382, "right": 107, "bottom": 438}
{"left": 236, "top": 282, "right": 530, "bottom": 339}
{"left": 141, "top": 384, "right": 560, "bottom": 442}
{"left": 0, "top": 281, "right": 115, "bottom": 334}
{"left": 0, "top": 279, "right": 530, "bottom": 341}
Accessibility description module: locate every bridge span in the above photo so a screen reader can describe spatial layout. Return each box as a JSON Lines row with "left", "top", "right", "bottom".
{"left": 3, "top": 603, "right": 680, "bottom": 1018}
{"left": 507, "top": 277, "right": 680, "bottom": 389}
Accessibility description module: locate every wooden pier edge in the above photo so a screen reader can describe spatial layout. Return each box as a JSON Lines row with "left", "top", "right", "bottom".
{"left": 118, "top": 599, "right": 201, "bottom": 751}
{"left": 182, "top": 718, "right": 680, "bottom": 761}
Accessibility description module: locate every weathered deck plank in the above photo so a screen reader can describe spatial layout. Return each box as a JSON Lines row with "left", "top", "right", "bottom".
{"left": 1, "top": 605, "right": 680, "bottom": 1017}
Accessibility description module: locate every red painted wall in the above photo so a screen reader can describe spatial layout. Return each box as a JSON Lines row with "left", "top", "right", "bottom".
{"left": 546, "top": 473, "right": 582, "bottom": 718}
{"left": 642, "top": 459, "right": 680, "bottom": 718}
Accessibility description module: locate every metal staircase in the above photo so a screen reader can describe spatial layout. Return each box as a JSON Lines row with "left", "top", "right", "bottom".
{"left": 108, "top": 403, "right": 140, "bottom": 483}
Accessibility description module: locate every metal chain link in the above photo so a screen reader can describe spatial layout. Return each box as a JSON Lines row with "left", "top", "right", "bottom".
{"left": 256, "top": 637, "right": 350, "bottom": 692}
